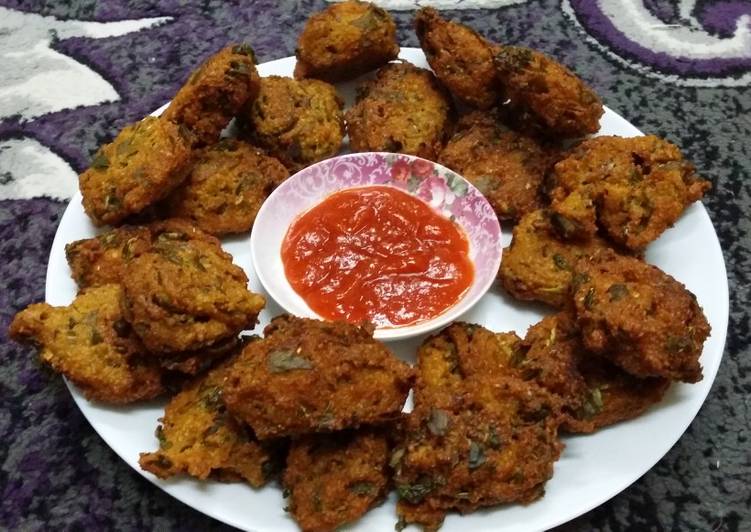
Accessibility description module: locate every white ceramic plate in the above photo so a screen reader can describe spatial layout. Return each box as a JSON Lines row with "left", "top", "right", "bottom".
{"left": 45, "top": 48, "right": 729, "bottom": 532}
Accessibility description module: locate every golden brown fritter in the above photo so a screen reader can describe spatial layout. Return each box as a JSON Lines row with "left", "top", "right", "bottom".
{"left": 240, "top": 76, "right": 344, "bottom": 172}
{"left": 345, "top": 62, "right": 453, "bottom": 160}
{"left": 65, "top": 219, "right": 222, "bottom": 290}
{"left": 163, "top": 44, "right": 260, "bottom": 146}
{"left": 8, "top": 284, "right": 163, "bottom": 404}
{"left": 66, "top": 225, "right": 153, "bottom": 289}
{"left": 494, "top": 46, "right": 603, "bottom": 139}
{"left": 121, "top": 233, "right": 265, "bottom": 354}
{"left": 139, "top": 351, "right": 283, "bottom": 484}
{"left": 393, "top": 323, "right": 562, "bottom": 530}
{"left": 439, "top": 113, "right": 555, "bottom": 221}
{"left": 79, "top": 116, "right": 193, "bottom": 226}
{"left": 415, "top": 8, "right": 498, "bottom": 109}
{"left": 223, "top": 315, "right": 414, "bottom": 440}
{"left": 518, "top": 312, "right": 669, "bottom": 433}
{"left": 572, "top": 250, "right": 710, "bottom": 383}
{"left": 548, "top": 135, "right": 711, "bottom": 250}
{"left": 499, "top": 210, "right": 613, "bottom": 307}
{"left": 294, "top": 0, "right": 399, "bottom": 82}
{"left": 283, "top": 428, "right": 392, "bottom": 532}
{"left": 164, "top": 139, "right": 289, "bottom": 235}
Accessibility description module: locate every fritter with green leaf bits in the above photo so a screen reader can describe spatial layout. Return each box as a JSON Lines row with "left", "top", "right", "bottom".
{"left": 223, "top": 315, "right": 413, "bottom": 440}
{"left": 572, "top": 250, "right": 710, "bottom": 383}
{"left": 79, "top": 116, "right": 193, "bottom": 226}
{"left": 294, "top": 0, "right": 399, "bottom": 82}
{"left": 163, "top": 44, "right": 260, "bottom": 146}
{"left": 9, "top": 284, "right": 163, "bottom": 404}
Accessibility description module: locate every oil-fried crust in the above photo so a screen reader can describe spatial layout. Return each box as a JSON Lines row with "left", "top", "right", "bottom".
{"left": 165, "top": 139, "right": 289, "bottom": 235}
{"left": 572, "top": 250, "right": 710, "bottom": 383}
{"left": 548, "top": 135, "right": 711, "bottom": 250}
{"left": 163, "top": 44, "right": 260, "bottom": 146}
{"left": 139, "top": 350, "right": 284, "bottom": 484}
{"left": 518, "top": 312, "right": 670, "bottom": 433}
{"left": 394, "top": 323, "right": 563, "bottom": 530}
{"left": 240, "top": 76, "right": 344, "bottom": 172}
{"left": 345, "top": 62, "right": 453, "bottom": 160}
{"left": 415, "top": 8, "right": 498, "bottom": 109}
{"left": 439, "top": 113, "right": 554, "bottom": 221}
{"left": 222, "top": 315, "right": 414, "bottom": 440}
{"left": 294, "top": 0, "right": 399, "bottom": 82}
{"left": 494, "top": 46, "right": 603, "bottom": 139}
{"left": 79, "top": 116, "right": 193, "bottom": 226}
{"left": 121, "top": 233, "right": 265, "bottom": 354}
{"left": 8, "top": 284, "right": 163, "bottom": 404}
{"left": 283, "top": 428, "right": 392, "bottom": 532}
{"left": 64, "top": 218, "right": 221, "bottom": 290}
{"left": 498, "top": 210, "right": 613, "bottom": 307}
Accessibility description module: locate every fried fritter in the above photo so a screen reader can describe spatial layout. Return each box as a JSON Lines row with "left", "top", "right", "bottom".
{"left": 394, "top": 323, "right": 562, "bottom": 530}
{"left": 156, "top": 335, "right": 246, "bottom": 376}
{"left": 79, "top": 116, "right": 193, "bottom": 226}
{"left": 240, "top": 76, "right": 344, "bottom": 172}
{"left": 163, "top": 44, "right": 260, "bottom": 146}
{"left": 439, "top": 113, "right": 554, "bottom": 221}
{"left": 346, "top": 62, "right": 453, "bottom": 160}
{"left": 121, "top": 232, "right": 265, "bottom": 354}
{"left": 139, "top": 351, "right": 283, "bottom": 484}
{"left": 223, "top": 315, "right": 413, "bottom": 440}
{"left": 494, "top": 46, "right": 603, "bottom": 139}
{"left": 164, "top": 139, "right": 289, "bottom": 235}
{"left": 65, "top": 219, "right": 221, "bottom": 290}
{"left": 8, "top": 284, "right": 163, "bottom": 404}
{"left": 548, "top": 135, "right": 711, "bottom": 250}
{"left": 415, "top": 8, "right": 498, "bottom": 109}
{"left": 572, "top": 250, "right": 710, "bottom": 383}
{"left": 499, "top": 210, "right": 613, "bottom": 307}
{"left": 294, "top": 0, "right": 399, "bottom": 82}
{"left": 283, "top": 428, "right": 391, "bottom": 532}
{"left": 518, "top": 312, "right": 669, "bottom": 433}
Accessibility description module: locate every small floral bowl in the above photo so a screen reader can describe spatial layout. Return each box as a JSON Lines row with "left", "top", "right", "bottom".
{"left": 250, "top": 152, "right": 502, "bottom": 341}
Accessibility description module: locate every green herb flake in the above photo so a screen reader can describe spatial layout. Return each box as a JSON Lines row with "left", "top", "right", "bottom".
{"left": 576, "top": 387, "right": 604, "bottom": 420}
{"left": 91, "top": 151, "right": 109, "bottom": 170}
{"left": 396, "top": 479, "right": 435, "bottom": 504}
{"left": 468, "top": 441, "right": 486, "bottom": 469}
{"left": 550, "top": 212, "right": 581, "bottom": 239}
{"left": 607, "top": 283, "right": 629, "bottom": 301}
{"left": 426, "top": 408, "right": 450, "bottom": 436}
{"left": 665, "top": 335, "right": 694, "bottom": 354}
{"left": 571, "top": 272, "right": 591, "bottom": 289}
{"left": 232, "top": 43, "right": 257, "bottom": 63}
{"left": 583, "top": 287, "right": 597, "bottom": 310}
{"left": 90, "top": 328, "right": 103, "bottom": 345}
{"left": 389, "top": 448, "right": 405, "bottom": 469}
{"left": 349, "top": 482, "right": 376, "bottom": 496}
{"left": 553, "top": 253, "right": 571, "bottom": 271}
{"left": 267, "top": 348, "right": 313, "bottom": 373}
{"left": 227, "top": 60, "right": 252, "bottom": 78}
{"left": 200, "top": 385, "right": 223, "bottom": 410}
{"left": 487, "top": 426, "right": 502, "bottom": 449}
{"left": 155, "top": 425, "right": 172, "bottom": 450}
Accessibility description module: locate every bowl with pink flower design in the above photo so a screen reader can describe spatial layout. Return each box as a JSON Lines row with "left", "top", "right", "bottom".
{"left": 251, "top": 152, "right": 502, "bottom": 341}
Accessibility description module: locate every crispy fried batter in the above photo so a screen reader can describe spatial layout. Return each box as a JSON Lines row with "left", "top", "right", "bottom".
{"left": 439, "top": 113, "right": 554, "bottom": 221}
{"left": 79, "top": 116, "right": 193, "bottom": 226}
{"left": 8, "top": 284, "right": 163, "bottom": 404}
{"left": 164, "top": 139, "right": 289, "bottom": 235}
{"left": 394, "top": 323, "right": 562, "bottom": 530}
{"left": 572, "top": 250, "right": 710, "bottom": 382}
{"left": 499, "top": 210, "right": 613, "bottom": 307}
{"left": 163, "top": 44, "right": 260, "bottom": 146}
{"left": 519, "top": 312, "right": 669, "bottom": 433}
{"left": 240, "top": 76, "right": 344, "bottom": 172}
{"left": 139, "top": 350, "right": 283, "bottom": 484}
{"left": 283, "top": 428, "right": 392, "bottom": 532}
{"left": 121, "top": 233, "right": 265, "bottom": 354}
{"left": 223, "top": 315, "right": 413, "bottom": 440}
{"left": 64, "top": 219, "right": 221, "bottom": 290}
{"left": 415, "top": 8, "right": 498, "bottom": 109}
{"left": 346, "top": 62, "right": 453, "bottom": 160}
{"left": 494, "top": 46, "right": 603, "bottom": 139}
{"left": 294, "top": 0, "right": 399, "bottom": 82}
{"left": 549, "top": 135, "right": 711, "bottom": 250}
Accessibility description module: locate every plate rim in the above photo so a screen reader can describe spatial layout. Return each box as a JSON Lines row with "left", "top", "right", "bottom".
{"left": 44, "top": 48, "right": 730, "bottom": 532}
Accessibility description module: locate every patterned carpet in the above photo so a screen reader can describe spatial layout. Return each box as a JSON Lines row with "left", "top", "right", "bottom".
{"left": 1, "top": 1, "right": 749, "bottom": 530}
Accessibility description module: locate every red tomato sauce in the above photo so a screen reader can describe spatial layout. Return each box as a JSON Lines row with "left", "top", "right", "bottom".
{"left": 281, "top": 186, "right": 474, "bottom": 328}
